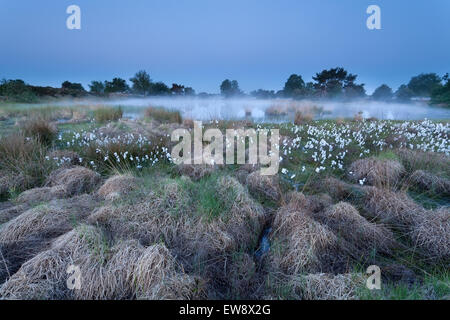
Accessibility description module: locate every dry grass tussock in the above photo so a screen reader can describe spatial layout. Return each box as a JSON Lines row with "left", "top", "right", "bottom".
{"left": 89, "top": 176, "right": 265, "bottom": 261}
{"left": 16, "top": 185, "right": 67, "bottom": 204}
{"left": 363, "top": 186, "right": 449, "bottom": 263}
{"left": 0, "top": 196, "right": 97, "bottom": 284}
{"left": 45, "top": 166, "right": 101, "bottom": 196}
{"left": 395, "top": 149, "right": 450, "bottom": 175}
{"left": 269, "top": 193, "right": 347, "bottom": 275}
{"left": 176, "top": 163, "right": 216, "bottom": 181}
{"left": 0, "top": 195, "right": 96, "bottom": 245}
{"left": 0, "top": 204, "right": 29, "bottom": 225}
{"left": 409, "top": 207, "right": 450, "bottom": 263}
{"left": 348, "top": 158, "right": 405, "bottom": 187}
{"left": 363, "top": 187, "right": 424, "bottom": 228}
{"left": 287, "top": 273, "right": 366, "bottom": 300}
{"left": 294, "top": 111, "right": 313, "bottom": 125}
{"left": 88, "top": 176, "right": 265, "bottom": 297}
{"left": 310, "top": 202, "right": 397, "bottom": 258}
{"left": 19, "top": 117, "right": 57, "bottom": 145}
{"left": 133, "top": 244, "right": 204, "bottom": 299}
{"left": 246, "top": 171, "right": 281, "bottom": 202}
{"left": 314, "top": 177, "right": 364, "bottom": 201}
{"left": 97, "top": 174, "right": 141, "bottom": 201}
{"left": 144, "top": 107, "right": 182, "bottom": 124}
{"left": 409, "top": 170, "right": 450, "bottom": 195}
{"left": 0, "top": 133, "right": 55, "bottom": 192}
{"left": 0, "top": 225, "right": 204, "bottom": 300}
{"left": 93, "top": 107, "right": 123, "bottom": 122}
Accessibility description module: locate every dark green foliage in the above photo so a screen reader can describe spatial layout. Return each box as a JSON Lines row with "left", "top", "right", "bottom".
{"left": 62, "top": 81, "right": 85, "bottom": 91}
{"left": 372, "top": 84, "right": 393, "bottom": 101}
{"left": 89, "top": 81, "right": 105, "bottom": 94}
{"left": 283, "top": 74, "right": 305, "bottom": 98}
{"left": 104, "top": 78, "right": 129, "bottom": 93}
{"left": 150, "top": 82, "right": 171, "bottom": 95}
{"left": 250, "top": 89, "right": 276, "bottom": 99}
{"left": 312, "top": 67, "right": 365, "bottom": 99}
{"left": 395, "top": 84, "right": 414, "bottom": 102}
{"left": 407, "top": 73, "right": 441, "bottom": 97}
{"left": 430, "top": 73, "right": 450, "bottom": 107}
{"left": 130, "top": 70, "right": 152, "bottom": 95}
{"left": 0, "top": 79, "right": 37, "bottom": 102}
{"left": 220, "top": 79, "right": 242, "bottom": 97}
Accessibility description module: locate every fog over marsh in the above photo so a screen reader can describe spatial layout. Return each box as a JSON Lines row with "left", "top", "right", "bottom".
{"left": 54, "top": 97, "right": 450, "bottom": 122}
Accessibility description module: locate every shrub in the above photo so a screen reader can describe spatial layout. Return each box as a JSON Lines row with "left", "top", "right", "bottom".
{"left": 93, "top": 107, "right": 123, "bottom": 122}
{"left": 20, "top": 117, "right": 57, "bottom": 145}
{"left": 144, "top": 107, "right": 182, "bottom": 124}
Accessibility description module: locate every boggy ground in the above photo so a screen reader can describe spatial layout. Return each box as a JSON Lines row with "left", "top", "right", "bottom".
{"left": 0, "top": 104, "right": 449, "bottom": 300}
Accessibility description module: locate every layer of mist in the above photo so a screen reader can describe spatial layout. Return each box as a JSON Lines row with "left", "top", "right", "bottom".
{"left": 51, "top": 97, "right": 450, "bottom": 121}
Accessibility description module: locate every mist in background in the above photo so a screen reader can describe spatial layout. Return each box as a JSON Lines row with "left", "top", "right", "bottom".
{"left": 46, "top": 97, "right": 450, "bottom": 121}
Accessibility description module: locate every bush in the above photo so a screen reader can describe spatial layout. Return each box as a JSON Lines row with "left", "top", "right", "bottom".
{"left": 20, "top": 117, "right": 57, "bottom": 145}
{"left": 93, "top": 107, "right": 123, "bottom": 122}
{"left": 144, "top": 107, "right": 182, "bottom": 124}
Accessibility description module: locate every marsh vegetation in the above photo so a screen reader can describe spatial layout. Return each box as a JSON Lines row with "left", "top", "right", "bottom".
{"left": 0, "top": 102, "right": 448, "bottom": 300}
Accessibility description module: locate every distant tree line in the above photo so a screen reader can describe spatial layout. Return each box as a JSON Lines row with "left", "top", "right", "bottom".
{"left": 0, "top": 70, "right": 196, "bottom": 102}
{"left": 88, "top": 70, "right": 195, "bottom": 97}
{"left": 1, "top": 68, "right": 449, "bottom": 107}
{"left": 245, "top": 69, "right": 449, "bottom": 106}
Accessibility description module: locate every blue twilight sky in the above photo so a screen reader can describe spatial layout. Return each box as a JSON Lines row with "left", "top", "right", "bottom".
{"left": 1, "top": 0, "right": 449, "bottom": 94}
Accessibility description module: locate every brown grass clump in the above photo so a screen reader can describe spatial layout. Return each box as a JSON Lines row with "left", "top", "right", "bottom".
{"left": 45, "top": 166, "right": 101, "bottom": 196}
{"left": 20, "top": 117, "right": 57, "bottom": 145}
{"left": 294, "top": 111, "right": 313, "bottom": 125}
{"left": 265, "top": 104, "right": 288, "bottom": 117}
{"left": 246, "top": 171, "right": 281, "bottom": 202}
{"left": 227, "top": 253, "right": 258, "bottom": 299}
{"left": 93, "top": 107, "right": 123, "bottom": 122}
{"left": 363, "top": 187, "right": 423, "bottom": 228}
{"left": 16, "top": 185, "right": 67, "bottom": 204}
{"left": 0, "top": 133, "right": 55, "bottom": 192}
{"left": 289, "top": 273, "right": 365, "bottom": 300}
{"left": 410, "top": 207, "right": 450, "bottom": 263}
{"left": 0, "top": 225, "right": 109, "bottom": 299}
{"left": 0, "top": 204, "right": 29, "bottom": 224}
{"left": 214, "top": 176, "right": 266, "bottom": 249}
{"left": 348, "top": 157, "right": 405, "bottom": 187}
{"left": 311, "top": 202, "right": 397, "bottom": 258}
{"left": 305, "top": 193, "right": 334, "bottom": 213}
{"left": 1, "top": 226, "right": 204, "bottom": 300}
{"left": 134, "top": 244, "right": 204, "bottom": 300}
{"left": 0, "top": 172, "right": 19, "bottom": 199}
{"left": 144, "top": 107, "right": 182, "bottom": 124}
{"left": 314, "top": 177, "right": 363, "bottom": 201}
{"left": 176, "top": 163, "right": 216, "bottom": 181}
{"left": 88, "top": 175, "right": 265, "bottom": 297}
{"left": 270, "top": 196, "right": 345, "bottom": 274}
{"left": 97, "top": 174, "right": 140, "bottom": 201}
{"left": 353, "top": 111, "right": 364, "bottom": 122}
{"left": 395, "top": 149, "right": 450, "bottom": 175}
{"left": 409, "top": 170, "right": 450, "bottom": 195}
{"left": 0, "top": 197, "right": 95, "bottom": 246}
